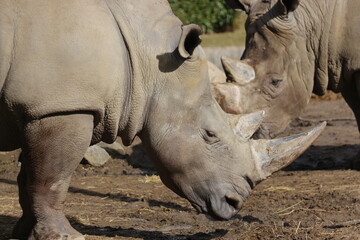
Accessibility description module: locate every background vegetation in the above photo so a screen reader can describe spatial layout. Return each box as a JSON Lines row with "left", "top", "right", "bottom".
{"left": 168, "top": 0, "right": 247, "bottom": 47}
{"left": 201, "top": 20, "right": 246, "bottom": 47}
{"left": 168, "top": 0, "right": 236, "bottom": 33}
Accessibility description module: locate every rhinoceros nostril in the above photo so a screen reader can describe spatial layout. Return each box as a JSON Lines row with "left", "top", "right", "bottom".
{"left": 225, "top": 193, "right": 242, "bottom": 210}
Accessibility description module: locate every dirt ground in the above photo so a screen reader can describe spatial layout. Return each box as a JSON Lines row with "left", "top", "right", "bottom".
{"left": 1, "top": 96, "right": 360, "bottom": 240}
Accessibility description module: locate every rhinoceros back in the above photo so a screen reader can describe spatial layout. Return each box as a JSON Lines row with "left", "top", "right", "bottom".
{"left": 0, "top": 0, "right": 131, "bottom": 144}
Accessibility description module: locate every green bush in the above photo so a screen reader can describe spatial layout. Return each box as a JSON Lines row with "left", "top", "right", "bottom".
{"left": 169, "top": 0, "right": 236, "bottom": 33}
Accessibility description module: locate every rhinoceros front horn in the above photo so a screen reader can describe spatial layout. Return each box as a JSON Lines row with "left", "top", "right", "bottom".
{"left": 221, "top": 56, "right": 255, "bottom": 85}
{"left": 251, "top": 122, "right": 327, "bottom": 180}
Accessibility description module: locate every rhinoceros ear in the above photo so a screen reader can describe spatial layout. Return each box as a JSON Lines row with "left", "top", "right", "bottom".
{"left": 225, "top": 0, "right": 252, "bottom": 14}
{"left": 251, "top": 122, "right": 326, "bottom": 180}
{"left": 178, "top": 24, "right": 203, "bottom": 59}
{"left": 278, "top": 0, "right": 300, "bottom": 14}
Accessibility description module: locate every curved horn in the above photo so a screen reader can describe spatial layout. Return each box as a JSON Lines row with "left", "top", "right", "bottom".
{"left": 251, "top": 122, "right": 326, "bottom": 180}
{"left": 221, "top": 56, "right": 255, "bottom": 85}
{"left": 228, "top": 111, "right": 265, "bottom": 141}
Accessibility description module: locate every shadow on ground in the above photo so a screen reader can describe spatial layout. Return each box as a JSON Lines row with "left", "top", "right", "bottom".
{"left": 286, "top": 144, "right": 359, "bottom": 171}
{"left": 0, "top": 178, "right": 191, "bottom": 213}
{"left": 0, "top": 214, "right": 227, "bottom": 240}
{"left": 69, "top": 217, "right": 228, "bottom": 240}
{"left": 0, "top": 215, "right": 18, "bottom": 239}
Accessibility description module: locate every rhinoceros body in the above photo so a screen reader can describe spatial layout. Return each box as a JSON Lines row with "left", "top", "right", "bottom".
{"left": 0, "top": 0, "right": 179, "bottom": 147}
{"left": 0, "top": 0, "right": 325, "bottom": 239}
{"left": 218, "top": 0, "right": 359, "bottom": 138}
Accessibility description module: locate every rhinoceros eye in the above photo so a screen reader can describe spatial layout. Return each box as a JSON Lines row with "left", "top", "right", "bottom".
{"left": 202, "top": 130, "right": 220, "bottom": 144}
{"left": 263, "top": 77, "right": 285, "bottom": 98}
{"left": 270, "top": 79, "right": 282, "bottom": 87}
{"left": 205, "top": 130, "right": 216, "bottom": 138}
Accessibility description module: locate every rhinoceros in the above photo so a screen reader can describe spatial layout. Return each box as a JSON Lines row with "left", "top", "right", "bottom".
{"left": 215, "top": 0, "right": 358, "bottom": 139}
{"left": 0, "top": 0, "right": 325, "bottom": 239}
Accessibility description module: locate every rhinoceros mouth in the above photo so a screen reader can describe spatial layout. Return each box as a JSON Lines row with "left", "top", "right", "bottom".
{"left": 189, "top": 201, "right": 207, "bottom": 214}
{"left": 190, "top": 198, "right": 238, "bottom": 220}
{"left": 190, "top": 199, "right": 239, "bottom": 220}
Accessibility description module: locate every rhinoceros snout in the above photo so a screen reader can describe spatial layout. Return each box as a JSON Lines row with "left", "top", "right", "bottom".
{"left": 189, "top": 191, "right": 243, "bottom": 220}
{"left": 205, "top": 192, "right": 244, "bottom": 220}
{"left": 225, "top": 193, "right": 244, "bottom": 211}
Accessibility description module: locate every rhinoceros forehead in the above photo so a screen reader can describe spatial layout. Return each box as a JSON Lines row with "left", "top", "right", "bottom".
{"left": 172, "top": 56, "right": 209, "bottom": 93}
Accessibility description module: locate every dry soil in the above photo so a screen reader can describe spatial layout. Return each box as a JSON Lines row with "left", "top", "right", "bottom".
{"left": 1, "top": 96, "right": 360, "bottom": 240}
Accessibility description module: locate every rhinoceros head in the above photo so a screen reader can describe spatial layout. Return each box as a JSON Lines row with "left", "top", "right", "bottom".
{"left": 216, "top": 0, "right": 315, "bottom": 138}
{"left": 138, "top": 24, "right": 324, "bottom": 220}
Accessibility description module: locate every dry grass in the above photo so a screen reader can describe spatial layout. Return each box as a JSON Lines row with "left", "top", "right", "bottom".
{"left": 201, "top": 13, "right": 247, "bottom": 48}
{"left": 265, "top": 186, "right": 296, "bottom": 192}
{"left": 141, "top": 175, "right": 161, "bottom": 183}
{"left": 201, "top": 30, "right": 245, "bottom": 48}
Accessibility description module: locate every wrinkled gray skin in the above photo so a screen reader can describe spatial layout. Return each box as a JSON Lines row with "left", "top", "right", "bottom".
{"left": 221, "top": 0, "right": 359, "bottom": 139}
{"left": 0, "top": 0, "right": 325, "bottom": 239}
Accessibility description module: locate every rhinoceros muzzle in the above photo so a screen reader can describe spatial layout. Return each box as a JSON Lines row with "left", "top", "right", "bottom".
{"left": 191, "top": 190, "right": 246, "bottom": 220}
{"left": 208, "top": 194, "right": 243, "bottom": 220}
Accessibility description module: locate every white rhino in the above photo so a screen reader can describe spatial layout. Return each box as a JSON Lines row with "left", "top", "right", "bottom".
{"left": 0, "top": 0, "right": 325, "bottom": 239}
{"left": 215, "top": 0, "right": 359, "bottom": 141}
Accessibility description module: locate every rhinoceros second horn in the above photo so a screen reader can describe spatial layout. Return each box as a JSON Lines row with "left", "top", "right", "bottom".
{"left": 228, "top": 111, "right": 265, "bottom": 141}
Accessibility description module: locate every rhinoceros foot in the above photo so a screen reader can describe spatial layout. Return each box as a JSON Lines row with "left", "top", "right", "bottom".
{"left": 350, "top": 151, "right": 360, "bottom": 170}
{"left": 27, "top": 219, "right": 84, "bottom": 240}
{"left": 12, "top": 215, "right": 36, "bottom": 239}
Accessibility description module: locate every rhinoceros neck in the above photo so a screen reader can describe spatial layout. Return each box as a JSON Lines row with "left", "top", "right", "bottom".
{"left": 295, "top": 0, "right": 343, "bottom": 95}
{"left": 104, "top": 0, "right": 182, "bottom": 145}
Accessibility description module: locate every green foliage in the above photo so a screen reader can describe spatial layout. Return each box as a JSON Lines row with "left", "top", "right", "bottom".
{"left": 168, "top": 0, "right": 236, "bottom": 33}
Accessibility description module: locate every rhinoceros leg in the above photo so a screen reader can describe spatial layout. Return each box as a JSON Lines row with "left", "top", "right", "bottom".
{"left": 12, "top": 152, "right": 36, "bottom": 239}
{"left": 12, "top": 113, "right": 93, "bottom": 240}
{"left": 342, "top": 72, "right": 360, "bottom": 169}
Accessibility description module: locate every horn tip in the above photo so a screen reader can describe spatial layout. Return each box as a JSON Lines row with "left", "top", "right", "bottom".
{"left": 221, "top": 55, "right": 234, "bottom": 63}
{"left": 310, "top": 121, "right": 327, "bottom": 136}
